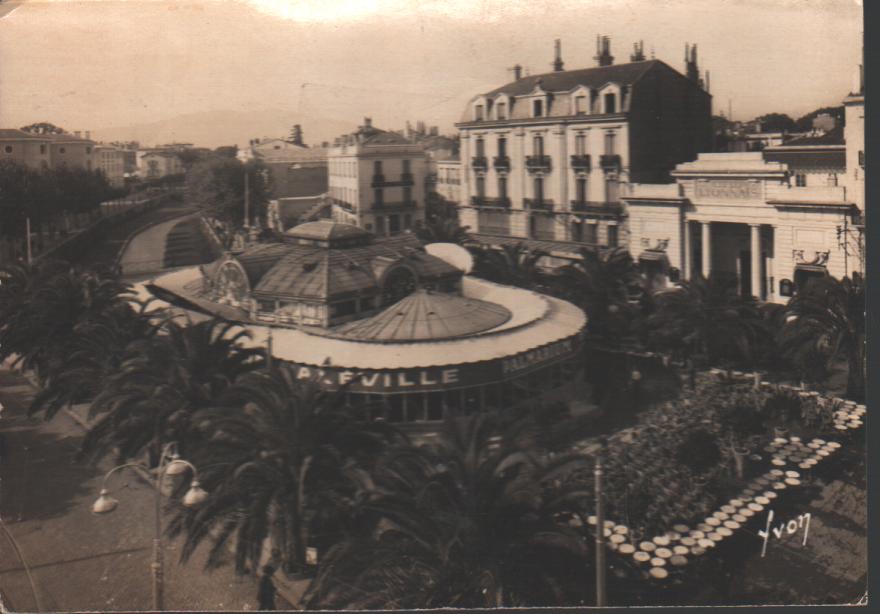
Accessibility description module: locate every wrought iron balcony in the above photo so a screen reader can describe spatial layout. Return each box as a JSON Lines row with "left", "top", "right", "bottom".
{"left": 600, "top": 154, "right": 621, "bottom": 171}
{"left": 570, "top": 154, "right": 591, "bottom": 171}
{"left": 372, "top": 173, "right": 414, "bottom": 187}
{"left": 373, "top": 200, "right": 417, "bottom": 210}
{"left": 493, "top": 156, "right": 511, "bottom": 171}
{"left": 471, "top": 196, "right": 511, "bottom": 208}
{"left": 525, "top": 155, "right": 552, "bottom": 173}
{"left": 570, "top": 200, "right": 624, "bottom": 215}
{"left": 524, "top": 198, "right": 554, "bottom": 212}
{"left": 471, "top": 155, "right": 488, "bottom": 170}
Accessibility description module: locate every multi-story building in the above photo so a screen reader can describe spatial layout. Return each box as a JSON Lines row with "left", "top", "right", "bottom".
{"left": 137, "top": 150, "right": 184, "bottom": 179}
{"left": 94, "top": 144, "right": 126, "bottom": 187}
{"left": 0, "top": 129, "right": 97, "bottom": 171}
{"left": 763, "top": 127, "right": 845, "bottom": 190}
{"left": 327, "top": 118, "right": 428, "bottom": 236}
{"left": 0, "top": 129, "right": 52, "bottom": 169}
{"left": 49, "top": 131, "right": 96, "bottom": 170}
{"left": 238, "top": 135, "right": 328, "bottom": 199}
{"left": 434, "top": 159, "right": 462, "bottom": 205}
{"left": 625, "top": 77, "right": 864, "bottom": 300}
{"left": 454, "top": 38, "right": 712, "bottom": 257}
{"left": 842, "top": 68, "right": 864, "bottom": 211}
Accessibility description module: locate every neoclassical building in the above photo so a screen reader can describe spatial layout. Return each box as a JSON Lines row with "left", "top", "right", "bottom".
{"left": 454, "top": 38, "right": 712, "bottom": 257}
{"left": 623, "top": 152, "right": 861, "bottom": 302}
{"left": 327, "top": 118, "right": 428, "bottom": 236}
{"left": 624, "top": 80, "right": 865, "bottom": 302}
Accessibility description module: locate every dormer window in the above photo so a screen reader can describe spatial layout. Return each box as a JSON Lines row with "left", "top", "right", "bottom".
{"left": 475, "top": 104, "right": 484, "bottom": 121}
{"left": 497, "top": 102, "right": 507, "bottom": 120}
{"left": 533, "top": 100, "right": 544, "bottom": 117}
{"left": 604, "top": 93, "right": 617, "bottom": 114}
{"left": 575, "top": 95, "right": 587, "bottom": 115}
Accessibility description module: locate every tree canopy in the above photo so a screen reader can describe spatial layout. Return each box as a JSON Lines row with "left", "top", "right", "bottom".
{"left": 185, "top": 156, "right": 272, "bottom": 228}
{"left": 20, "top": 122, "right": 66, "bottom": 135}
{"left": 754, "top": 113, "right": 796, "bottom": 133}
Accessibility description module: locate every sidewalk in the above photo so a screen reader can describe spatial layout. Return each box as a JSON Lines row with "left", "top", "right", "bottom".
{"left": 0, "top": 367, "right": 301, "bottom": 611}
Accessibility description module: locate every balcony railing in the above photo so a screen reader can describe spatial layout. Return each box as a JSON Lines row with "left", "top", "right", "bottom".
{"left": 525, "top": 155, "right": 552, "bottom": 173}
{"left": 493, "top": 156, "right": 511, "bottom": 171}
{"left": 570, "top": 154, "right": 591, "bottom": 171}
{"left": 372, "top": 173, "right": 415, "bottom": 187}
{"left": 373, "top": 200, "right": 417, "bottom": 210}
{"left": 471, "top": 155, "right": 488, "bottom": 170}
{"left": 524, "top": 198, "right": 554, "bottom": 212}
{"left": 471, "top": 196, "right": 511, "bottom": 208}
{"left": 600, "top": 154, "right": 621, "bottom": 171}
{"left": 570, "top": 200, "right": 624, "bottom": 215}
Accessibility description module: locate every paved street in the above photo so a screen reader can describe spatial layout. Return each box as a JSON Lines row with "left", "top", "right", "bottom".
{"left": 0, "top": 367, "right": 288, "bottom": 612}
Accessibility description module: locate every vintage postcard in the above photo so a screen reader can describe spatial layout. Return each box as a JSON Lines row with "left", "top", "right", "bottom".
{"left": 0, "top": 0, "right": 866, "bottom": 610}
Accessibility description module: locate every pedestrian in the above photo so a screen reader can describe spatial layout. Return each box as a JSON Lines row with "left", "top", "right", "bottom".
{"left": 257, "top": 564, "right": 276, "bottom": 611}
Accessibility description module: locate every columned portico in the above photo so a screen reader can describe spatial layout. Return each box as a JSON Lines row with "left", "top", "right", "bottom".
{"left": 700, "top": 221, "right": 711, "bottom": 278}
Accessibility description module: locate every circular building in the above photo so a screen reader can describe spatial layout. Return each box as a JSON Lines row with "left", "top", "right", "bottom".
{"left": 139, "top": 221, "right": 587, "bottom": 432}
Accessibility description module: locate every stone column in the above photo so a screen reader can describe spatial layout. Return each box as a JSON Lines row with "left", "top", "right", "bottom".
{"left": 701, "top": 221, "right": 712, "bottom": 278}
{"left": 750, "top": 223, "right": 762, "bottom": 299}
{"left": 683, "top": 220, "right": 692, "bottom": 280}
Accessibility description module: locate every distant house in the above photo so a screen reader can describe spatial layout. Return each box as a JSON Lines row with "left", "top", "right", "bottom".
{"left": 0, "top": 129, "right": 97, "bottom": 171}
{"left": 137, "top": 150, "right": 184, "bottom": 179}
{"left": 238, "top": 135, "right": 329, "bottom": 199}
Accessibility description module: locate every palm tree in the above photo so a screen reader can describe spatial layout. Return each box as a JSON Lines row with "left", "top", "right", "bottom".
{"left": 549, "top": 246, "right": 645, "bottom": 343}
{"left": 81, "top": 318, "right": 264, "bottom": 464}
{"left": 0, "top": 260, "right": 135, "bottom": 385}
{"left": 416, "top": 215, "right": 471, "bottom": 245}
{"left": 468, "top": 243, "right": 549, "bottom": 291}
{"left": 304, "top": 413, "right": 592, "bottom": 609}
{"left": 643, "top": 274, "right": 766, "bottom": 368}
{"left": 28, "top": 296, "right": 163, "bottom": 420}
{"left": 165, "top": 365, "right": 403, "bottom": 574}
{"left": 781, "top": 274, "right": 865, "bottom": 401}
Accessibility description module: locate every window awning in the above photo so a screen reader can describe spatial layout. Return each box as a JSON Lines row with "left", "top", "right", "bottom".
{"left": 638, "top": 250, "right": 669, "bottom": 263}
{"left": 794, "top": 264, "right": 828, "bottom": 274}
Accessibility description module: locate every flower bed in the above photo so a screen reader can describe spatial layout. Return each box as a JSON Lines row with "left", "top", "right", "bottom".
{"left": 560, "top": 369, "right": 866, "bottom": 583}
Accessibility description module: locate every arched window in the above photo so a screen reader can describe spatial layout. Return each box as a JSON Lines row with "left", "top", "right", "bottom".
{"left": 382, "top": 267, "right": 417, "bottom": 306}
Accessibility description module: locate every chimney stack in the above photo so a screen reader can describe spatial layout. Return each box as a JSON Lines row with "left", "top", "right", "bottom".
{"left": 85, "top": 130, "right": 91, "bottom": 140}
{"left": 553, "top": 39, "right": 564, "bottom": 72}
{"left": 630, "top": 40, "right": 645, "bottom": 62}
{"left": 74, "top": 130, "right": 82, "bottom": 138}
{"left": 364, "top": 117, "right": 372, "bottom": 128}
{"left": 595, "top": 35, "right": 614, "bottom": 67}
{"left": 513, "top": 64, "right": 523, "bottom": 80}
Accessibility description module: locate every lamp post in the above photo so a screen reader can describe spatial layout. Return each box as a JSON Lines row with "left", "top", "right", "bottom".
{"left": 91, "top": 442, "right": 208, "bottom": 611}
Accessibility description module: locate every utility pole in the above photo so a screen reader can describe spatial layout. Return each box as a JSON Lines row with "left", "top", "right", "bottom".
{"left": 243, "top": 168, "right": 250, "bottom": 229}
{"left": 595, "top": 436, "right": 607, "bottom": 606}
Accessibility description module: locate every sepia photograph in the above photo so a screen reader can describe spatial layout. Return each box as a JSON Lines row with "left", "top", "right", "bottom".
{"left": 0, "top": 0, "right": 867, "bottom": 610}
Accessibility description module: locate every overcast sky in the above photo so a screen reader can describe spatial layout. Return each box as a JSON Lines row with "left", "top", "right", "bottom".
{"left": 0, "top": 0, "right": 863, "bottom": 147}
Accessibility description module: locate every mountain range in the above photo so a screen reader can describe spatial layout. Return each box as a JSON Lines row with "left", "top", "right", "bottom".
{"left": 89, "top": 108, "right": 360, "bottom": 149}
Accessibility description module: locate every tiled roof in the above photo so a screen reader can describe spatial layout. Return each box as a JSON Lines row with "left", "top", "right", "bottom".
{"left": 483, "top": 60, "right": 659, "bottom": 98}
{"left": 327, "top": 289, "right": 511, "bottom": 341}
{"left": 0, "top": 129, "right": 50, "bottom": 141}
{"left": 363, "top": 131, "right": 412, "bottom": 146}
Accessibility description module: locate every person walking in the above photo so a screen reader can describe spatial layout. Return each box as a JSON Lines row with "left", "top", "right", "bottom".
{"left": 257, "top": 565, "right": 277, "bottom": 611}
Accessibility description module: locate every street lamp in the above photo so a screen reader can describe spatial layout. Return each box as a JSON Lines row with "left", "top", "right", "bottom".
{"left": 91, "top": 443, "right": 208, "bottom": 611}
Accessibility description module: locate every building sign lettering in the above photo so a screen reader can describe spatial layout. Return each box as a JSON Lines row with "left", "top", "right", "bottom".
{"left": 695, "top": 180, "right": 762, "bottom": 201}
{"left": 502, "top": 338, "right": 575, "bottom": 376}
{"left": 285, "top": 335, "right": 580, "bottom": 392}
